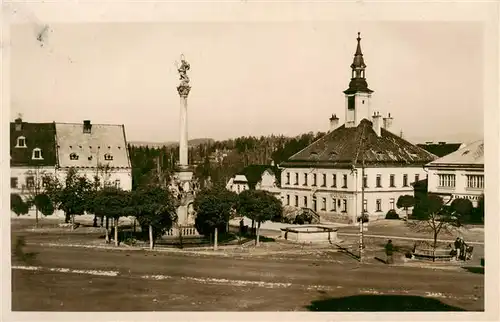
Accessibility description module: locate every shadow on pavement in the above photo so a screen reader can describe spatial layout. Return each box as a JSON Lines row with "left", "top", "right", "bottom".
{"left": 462, "top": 266, "right": 484, "bottom": 275}
{"left": 305, "top": 294, "right": 466, "bottom": 311}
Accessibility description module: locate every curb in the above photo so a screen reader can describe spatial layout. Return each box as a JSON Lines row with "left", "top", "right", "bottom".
{"left": 337, "top": 233, "right": 484, "bottom": 245}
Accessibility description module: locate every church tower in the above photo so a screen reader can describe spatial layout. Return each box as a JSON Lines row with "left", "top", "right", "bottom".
{"left": 344, "top": 32, "right": 373, "bottom": 128}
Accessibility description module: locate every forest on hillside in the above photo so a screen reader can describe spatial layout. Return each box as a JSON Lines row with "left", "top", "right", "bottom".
{"left": 128, "top": 131, "right": 326, "bottom": 189}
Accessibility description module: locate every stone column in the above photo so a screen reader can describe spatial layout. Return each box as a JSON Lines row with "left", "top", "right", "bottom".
{"left": 179, "top": 94, "right": 189, "bottom": 170}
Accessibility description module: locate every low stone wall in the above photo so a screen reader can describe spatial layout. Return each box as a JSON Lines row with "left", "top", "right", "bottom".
{"left": 281, "top": 226, "right": 338, "bottom": 244}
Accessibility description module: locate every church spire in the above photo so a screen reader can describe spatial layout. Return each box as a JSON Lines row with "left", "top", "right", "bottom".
{"left": 344, "top": 32, "right": 373, "bottom": 95}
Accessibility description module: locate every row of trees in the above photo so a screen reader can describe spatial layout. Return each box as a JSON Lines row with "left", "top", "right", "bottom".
{"left": 11, "top": 165, "right": 284, "bottom": 250}
{"left": 395, "top": 193, "right": 484, "bottom": 224}
{"left": 394, "top": 193, "right": 485, "bottom": 252}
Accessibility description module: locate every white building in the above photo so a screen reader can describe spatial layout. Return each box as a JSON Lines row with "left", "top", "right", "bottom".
{"left": 279, "top": 33, "right": 437, "bottom": 224}
{"left": 425, "top": 140, "right": 484, "bottom": 207}
{"left": 54, "top": 120, "right": 132, "bottom": 191}
{"left": 225, "top": 175, "right": 249, "bottom": 194}
{"left": 226, "top": 165, "right": 281, "bottom": 196}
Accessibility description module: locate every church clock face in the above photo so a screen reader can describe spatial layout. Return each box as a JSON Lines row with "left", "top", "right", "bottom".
{"left": 348, "top": 96, "right": 355, "bottom": 110}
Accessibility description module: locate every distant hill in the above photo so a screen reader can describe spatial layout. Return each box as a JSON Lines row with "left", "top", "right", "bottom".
{"left": 129, "top": 138, "right": 215, "bottom": 148}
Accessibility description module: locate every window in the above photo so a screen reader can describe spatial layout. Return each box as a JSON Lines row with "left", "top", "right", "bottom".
{"left": 312, "top": 174, "right": 317, "bottom": 186}
{"left": 466, "top": 175, "right": 484, "bottom": 189}
{"left": 348, "top": 96, "right": 355, "bottom": 110}
{"left": 389, "top": 174, "right": 395, "bottom": 187}
{"left": 295, "top": 195, "right": 299, "bottom": 207}
{"left": 286, "top": 172, "right": 290, "bottom": 185}
{"left": 363, "top": 199, "right": 367, "bottom": 212}
{"left": 294, "top": 173, "right": 299, "bottom": 185}
{"left": 376, "top": 199, "right": 382, "bottom": 212}
{"left": 332, "top": 174, "right": 337, "bottom": 187}
{"left": 363, "top": 175, "right": 368, "bottom": 188}
{"left": 104, "top": 153, "right": 114, "bottom": 161}
{"left": 114, "top": 179, "right": 121, "bottom": 187}
{"left": 438, "top": 174, "right": 456, "bottom": 188}
{"left": 32, "top": 148, "right": 43, "bottom": 160}
{"left": 389, "top": 198, "right": 395, "bottom": 210}
{"left": 342, "top": 174, "right": 348, "bottom": 188}
{"left": 70, "top": 153, "right": 79, "bottom": 160}
{"left": 321, "top": 197, "right": 326, "bottom": 211}
{"left": 286, "top": 195, "right": 290, "bottom": 205}
{"left": 26, "top": 176, "right": 34, "bottom": 188}
{"left": 16, "top": 136, "right": 27, "bottom": 148}
{"left": 342, "top": 199, "right": 347, "bottom": 212}
{"left": 403, "top": 174, "right": 408, "bottom": 187}
{"left": 312, "top": 197, "right": 317, "bottom": 212}
{"left": 303, "top": 196, "right": 308, "bottom": 207}
{"left": 331, "top": 198, "right": 337, "bottom": 211}
{"left": 303, "top": 173, "right": 308, "bottom": 186}
{"left": 322, "top": 174, "right": 327, "bottom": 187}
{"left": 11, "top": 177, "right": 18, "bottom": 189}
{"left": 42, "top": 177, "right": 50, "bottom": 187}
{"left": 414, "top": 174, "right": 420, "bottom": 183}
{"left": 376, "top": 174, "right": 382, "bottom": 188}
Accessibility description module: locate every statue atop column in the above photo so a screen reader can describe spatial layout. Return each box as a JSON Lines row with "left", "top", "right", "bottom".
{"left": 176, "top": 55, "right": 191, "bottom": 97}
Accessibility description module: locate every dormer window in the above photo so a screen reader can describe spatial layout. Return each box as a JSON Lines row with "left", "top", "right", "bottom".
{"left": 32, "top": 148, "right": 43, "bottom": 160}
{"left": 104, "top": 153, "right": 114, "bottom": 161}
{"left": 70, "top": 153, "right": 79, "bottom": 160}
{"left": 16, "top": 136, "right": 26, "bottom": 148}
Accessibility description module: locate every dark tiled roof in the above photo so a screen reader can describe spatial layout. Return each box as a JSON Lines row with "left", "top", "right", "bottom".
{"left": 280, "top": 119, "right": 437, "bottom": 168}
{"left": 416, "top": 143, "right": 463, "bottom": 158}
{"left": 238, "top": 164, "right": 282, "bottom": 189}
{"left": 10, "top": 121, "right": 57, "bottom": 167}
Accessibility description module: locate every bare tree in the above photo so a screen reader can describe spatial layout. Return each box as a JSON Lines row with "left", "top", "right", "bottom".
{"left": 23, "top": 165, "right": 50, "bottom": 227}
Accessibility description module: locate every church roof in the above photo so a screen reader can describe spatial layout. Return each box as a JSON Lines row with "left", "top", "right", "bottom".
{"left": 10, "top": 121, "right": 57, "bottom": 167}
{"left": 55, "top": 122, "right": 131, "bottom": 169}
{"left": 280, "top": 119, "right": 437, "bottom": 169}
{"left": 426, "top": 140, "right": 484, "bottom": 168}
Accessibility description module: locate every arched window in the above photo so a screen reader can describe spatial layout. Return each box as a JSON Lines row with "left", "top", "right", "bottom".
{"left": 16, "top": 136, "right": 26, "bottom": 148}
{"left": 32, "top": 148, "right": 43, "bottom": 160}
{"left": 70, "top": 153, "right": 79, "bottom": 160}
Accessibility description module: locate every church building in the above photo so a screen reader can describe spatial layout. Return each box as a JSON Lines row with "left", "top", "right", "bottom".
{"left": 279, "top": 33, "right": 437, "bottom": 224}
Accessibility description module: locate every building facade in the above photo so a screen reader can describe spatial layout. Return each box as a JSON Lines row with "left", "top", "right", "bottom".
{"left": 226, "top": 165, "right": 281, "bottom": 196}
{"left": 425, "top": 140, "right": 484, "bottom": 207}
{"left": 54, "top": 120, "right": 132, "bottom": 191}
{"left": 10, "top": 117, "right": 58, "bottom": 203}
{"left": 279, "top": 33, "right": 437, "bottom": 224}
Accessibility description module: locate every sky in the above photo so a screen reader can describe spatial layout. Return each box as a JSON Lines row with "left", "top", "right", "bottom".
{"left": 10, "top": 21, "right": 484, "bottom": 144}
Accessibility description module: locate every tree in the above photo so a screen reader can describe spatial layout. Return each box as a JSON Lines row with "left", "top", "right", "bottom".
{"left": 450, "top": 198, "right": 473, "bottom": 224}
{"left": 88, "top": 187, "right": 131, "bottom": 246}
{"left": 33, "top": 193, "right": 54, "bottom": 217}
{"left": 44, "top": 168, "right": 93, "bottom": 228}
{"left": 237, "top": 190, "right": 282, "bottom": 246}
{"left": 131, "top": 186, "right": 177, "bottom": 250}
{"left": 23, "top": 166, "right": 49, "bottom": 227}
{"left": 11, "top": 193, "right": 29, "bottom": 216}
{"left": 396, "top": 195, "right": 415, "bottom": 219}
{"left": 407, "top": 194, "right": 462, "bottom": 261}
{"left": 474, "top": 194, "right": 485, "bottom": 223}
{"left": 193, "top": 186, "right": 238, "bottom": 250}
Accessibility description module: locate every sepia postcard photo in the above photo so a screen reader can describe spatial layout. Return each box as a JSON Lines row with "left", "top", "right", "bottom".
{"left": 1, "top": 1, "right": 499, "bottom": 321}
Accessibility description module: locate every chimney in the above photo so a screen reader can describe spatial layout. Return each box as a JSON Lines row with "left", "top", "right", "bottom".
{"left": 83, "top": 120, "right": 92, "bottom": 133}
{"left": 329, "top": 114, "right": 340, "bottom": 132}
{"left": 14, "top": 117, "right": 23, "bottom": 131}
{"left": 372, "top": 111, "right": 382, "bottom": 136}
{"left": 383, "top": 112, "right": 393, "bottom": 131}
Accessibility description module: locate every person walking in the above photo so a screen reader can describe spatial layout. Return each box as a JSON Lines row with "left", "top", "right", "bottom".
{"left": 385, "top": 239, "right": 394, "bottom": 264}
{"left": 454, "top": 237, "right": 461, "bottom": 261}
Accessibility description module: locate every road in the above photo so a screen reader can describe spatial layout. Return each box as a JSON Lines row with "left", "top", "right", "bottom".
{"left": 11, "top": 241, "right": 484, "bottom": 311}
